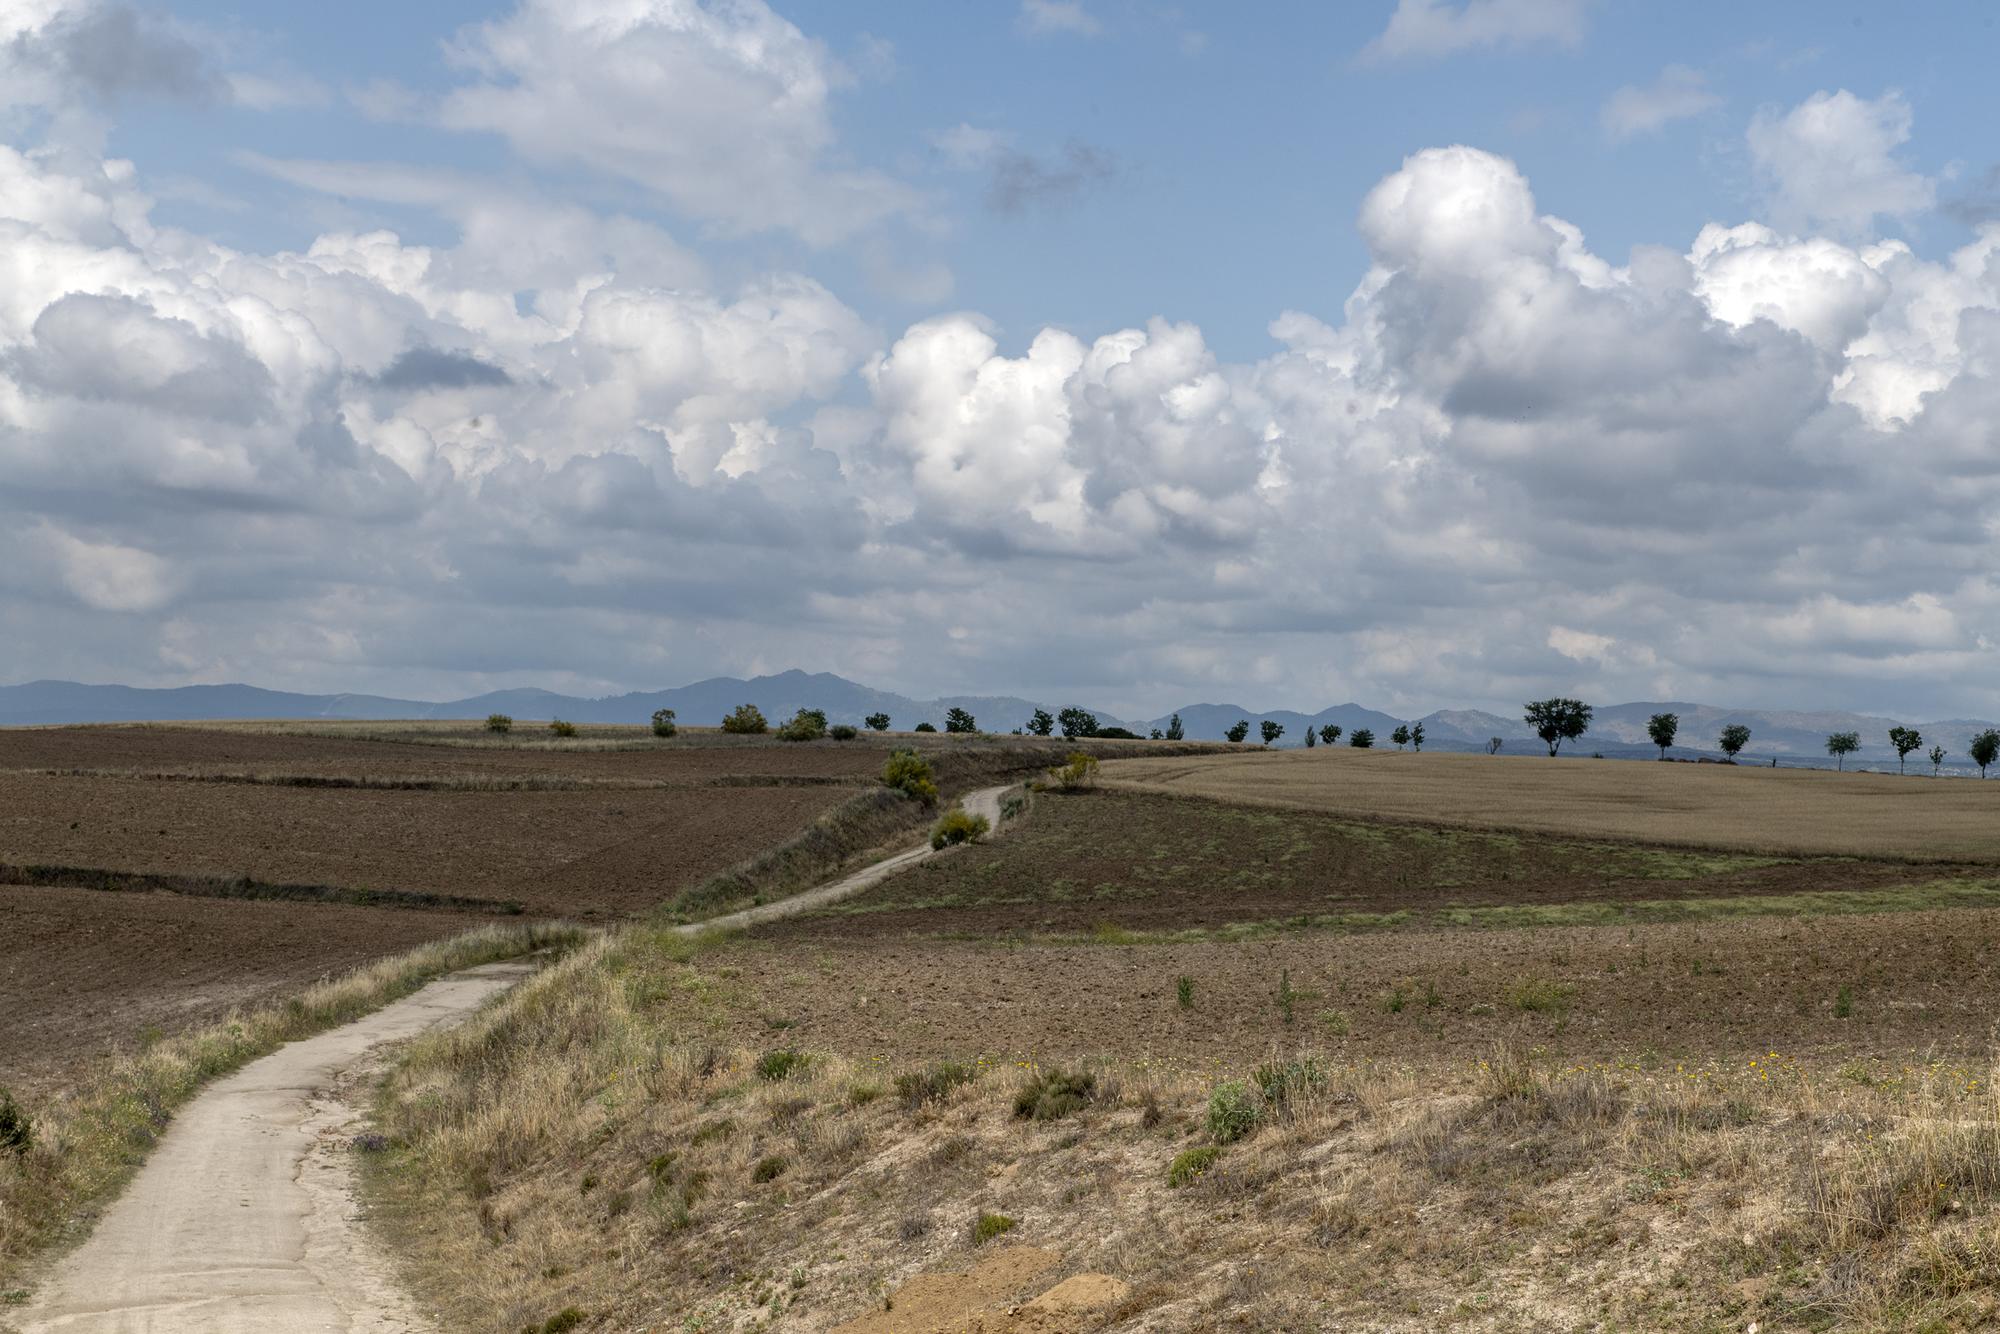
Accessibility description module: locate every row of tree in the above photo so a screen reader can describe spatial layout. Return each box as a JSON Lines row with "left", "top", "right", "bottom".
{"left": 1582, "top": 701, "right": 2000, "bottom": 777}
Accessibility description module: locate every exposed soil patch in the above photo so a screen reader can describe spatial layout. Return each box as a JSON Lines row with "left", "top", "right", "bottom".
{"left": 0, "top": 884, "right": 481, "bottom": 1097}
{"left": 767, "top": 788, "right": 1965, "bottom": 939}
{"left": 680, "top": 905, "right": 2000, "bottom": 1072}
{"left": 0, "top": 770, "right": 846, "bottom": 917}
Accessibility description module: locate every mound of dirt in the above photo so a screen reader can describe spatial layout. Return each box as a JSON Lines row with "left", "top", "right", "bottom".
{"left": 831, "top": 1247, "right": 1131, "bottom": 1333}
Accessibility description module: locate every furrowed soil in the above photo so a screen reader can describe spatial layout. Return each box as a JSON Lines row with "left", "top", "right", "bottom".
{"left": 0, "top": 768, "right": 845, "bottom": 916}
{"left": 0, "top": 883, "right": 481, "bottom": 1098}
{"left": 1104, "top": 746, "right": 2000, "bottom": 860}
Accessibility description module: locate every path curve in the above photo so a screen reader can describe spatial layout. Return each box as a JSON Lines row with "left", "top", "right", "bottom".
{"left": 683, "top": 784, "right": 1014, "bottom": 934}
{"left": 14, "top": 961, "right": 534, "bottom": 1334}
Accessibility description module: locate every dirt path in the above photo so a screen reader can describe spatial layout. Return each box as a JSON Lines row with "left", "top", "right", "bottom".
{"left": 11, "top": 961, "right": 534, "bottom": 1334}
{"left": 683, "top": 784, "right": 1014, "bottom": 934}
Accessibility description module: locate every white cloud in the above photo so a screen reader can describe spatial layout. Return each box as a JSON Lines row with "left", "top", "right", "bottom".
{"left": 39, "top": 524, "right": 178, "bottom": 612}
{"left": 1600, "top": 64, "right": 1720, "bottom": 141}
{"left": 1747, "top": 89, "right": 1936, "bottom": 235}
{"left": 1363, "top": 0, "right": 1591, "bottom": 61}
{"left": 1018, "top": 0, "right": 1100, "bottom": 37}
{"left": 435, "top": 0, "right": 925, "bottom": 246}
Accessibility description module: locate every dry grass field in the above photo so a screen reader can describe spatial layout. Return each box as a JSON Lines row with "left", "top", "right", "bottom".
{"left": 1105, "top": 746, "right": 2000, "bottom": 860}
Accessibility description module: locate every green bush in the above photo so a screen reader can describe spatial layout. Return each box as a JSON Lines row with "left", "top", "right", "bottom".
{"left": 484, "top": 713, "right": 512, "bottom": 734}
{"left": 864, "top": 712, "right": 891, "bottom": 731}
{"left": 895, "top": 1061, "right": 976, "bottom": 1109}
{"left": 972, "top": 1212, "right": 1017, "bottom": 1244}
{"left": 829, "top": 723, "right": 858, "bottom": 740}
{"left": 1049, "top": 752, "right": 1100, "bottom": 790}
{"left": 881, "top": 749, "right": 939, "bottom": 805}
{"left": 913, "top": 721, "right": 938, "bottom": 733}
{"left": 776, "top": 708, "right": 828, "bottom": 742}
{"left": 756, "top": 1049, "right": 807, "bottom": 1082}
{"left": 929, "top": 808, "right": 990, "bottom": 850}
{"left": 1167, "top": 1146, "right": 1221, "bottom": 1188}
{"left": 533, "top": 1309, "right": 586, "bottom": 1334}
{"left": 650, "top": 708, "right": 677, "bottom": 738}
{"left": 751, "top": 1154, "right": 787, "bottom": 1183}
{"left": 1254, "top": 1058, "right": 1327, "bottom": 1109}
{"left": 548, "top": 719, "right": 578, "bottom": 738}
{"left": 721, "top": 703, "right": 768, "bottom": 734}
{"left": 1013, "top": 1069, "right": 1096, "bottom": 1121}
{"left": 0, "top": 1088, "right": 31, "bottom": 1154}
{"left": 1206, "top": 1081, "right": 1262, "bottom": 1143}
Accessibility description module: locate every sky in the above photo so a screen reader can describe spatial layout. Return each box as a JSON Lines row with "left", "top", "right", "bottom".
{"left": 3, "top": 0, "right": 1999, "bottom": 719}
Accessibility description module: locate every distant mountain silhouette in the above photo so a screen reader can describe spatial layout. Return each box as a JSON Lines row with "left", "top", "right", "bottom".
{"left": 3, "top": 674, "right": 1994, "bottom": 766}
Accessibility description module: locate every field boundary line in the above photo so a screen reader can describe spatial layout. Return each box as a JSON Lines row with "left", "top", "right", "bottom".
{"left": 0, "top": 861, "right": 526, "bottom": 916}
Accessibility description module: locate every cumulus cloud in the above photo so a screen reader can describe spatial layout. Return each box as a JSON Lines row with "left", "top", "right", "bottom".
{"left": 433, "top": 0, "right": 924, "bottom": 246}
{"left": 7, "top": 52, "right": 2000, "bottom": 718}
{"left": 1748, "top": 89, "right": 1936, "bottom": 235}
{"left": 1600, "top": 65, "right": 1720, "bottom": 140}
{"left": 1363, "top": 0, "right": 1591, "bottom": 61}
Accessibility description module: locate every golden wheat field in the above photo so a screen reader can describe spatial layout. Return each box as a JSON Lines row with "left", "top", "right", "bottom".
{"left": 1102, "top": 747, "right": 2000, "bottom": 861}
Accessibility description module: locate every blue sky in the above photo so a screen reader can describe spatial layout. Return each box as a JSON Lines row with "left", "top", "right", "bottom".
{"left": 3, "top": 0, "right": 2000, "bottom": 718}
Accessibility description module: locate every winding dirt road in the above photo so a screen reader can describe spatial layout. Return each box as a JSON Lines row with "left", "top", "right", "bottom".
{"left": 12, "top": 785, "right": 1015, "bottom": 1332}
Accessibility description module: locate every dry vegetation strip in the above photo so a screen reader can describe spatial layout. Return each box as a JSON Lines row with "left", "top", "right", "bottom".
{"left": 363, "top": 925, "right": 2000, "bottom": 1331}
{"left": 0, "top": 921, "right": 580, "bottom": 1292}
{"left": 1104, "top": 748, "right": 2000, "bottom": 861}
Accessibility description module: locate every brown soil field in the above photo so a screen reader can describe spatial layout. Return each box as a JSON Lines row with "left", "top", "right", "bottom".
{"left": 1104, "top": 746, "right": 2000, "bottom": 860}
{"left": 0, "top": 883, "right": 481, "bottom": 1098}
{"left": 770, "top": 787, "right": 1978, "bottom": 939}
{"left": 663, "top": 905, "right": 2000, "bottom": 1074}
{"left": 0, "top": 769, "right": 845, "bottom": 917}
{"left": 0, "top": 724, "right": 896, "bottom": 783}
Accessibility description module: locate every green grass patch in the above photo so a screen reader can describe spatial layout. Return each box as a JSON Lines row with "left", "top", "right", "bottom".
{"left": 1168, "top": 1146, "right": 1223, "bottom": 1187}
{"left": 972, "top": 1212, "right": 1017, "bottom": 1244}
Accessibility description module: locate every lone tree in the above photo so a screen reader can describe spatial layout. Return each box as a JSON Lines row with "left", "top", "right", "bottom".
{"left": 1058, "top": 707, "right": 1099, "bottom": 740}
{"left": 1524, "top": 698, "right": 1593, "bottom": 757}
{"left": 485, "top": 713, "right": 512, "bottom": 734}
{"left": 1411, "top": 722, "right": 1425, "bottom": 753}
{"left": 1929, "top": 744, "right": 1948, "bottom": 777}
{"left": 1350, "top": 728, "right": 1375, "bottom": 749}
{"left": 1225, "top": 720, "right": 1251, "bottom": 743}
{"left": 721, "top": 703, "right": 768, "bottom": 734}
{"left": 1391, "top": 724, "right": 1411, "bottom": 751}
{"left": 1486, "top": 737, "right": 1503, "bottom": 755}
{"left": 1318, "top": 724, "right": 1342, "bottom": 746}
{"left": 1826, "top": 731, "right": 1860, "bottom": 771}
{"left": 1027, "top": 708, "right": 1054, "bottom": 737}
{"left": 944, "top": 707, "right": 977, "bottom": 734}
{"left": 1646, "top": 712, "right": 1679, "bottom": 759}
{"left": 1971, "top": 729, "right": 2000, "bottom": 779}
{"left": 650, "top": 708, "right": 677, "bottom": 738}
{"left": 864, "top": 712, "right": 892, "bottom": 732}
{"left": 1165, "top": 713, "right": 1185, "bottom": 741}
{"left": 1260, "top": 720, "right": 1284, "bottom": 746}
{"left": 1718, "top": 724, "right": 1752, "bottom": 761}
{"left": 1888, "top": 726, "right": 1923, "bottom": 775}
{"left": 1304, "top": 726, "right": 1317, "bottom": 749}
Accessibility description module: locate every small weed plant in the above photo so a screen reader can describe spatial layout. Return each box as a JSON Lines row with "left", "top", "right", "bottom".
{"left": 1207, "top": 1081, "right": 1262, "bottom": 1144}
{"left": 929, "top": 809, "right": 990, "bottom": 850}
{"left": 756, "top": 1049, "right": 808, "bottom": 1082}
{"left": 1013, "top": 1069, "right": 1097, "bottom": 1121}
{"left": 1168, "top": 1146, "right": 1222, "bottom": 1188}
{"left": 972, "top": 1212, "right": 1017, "bottom": 1245}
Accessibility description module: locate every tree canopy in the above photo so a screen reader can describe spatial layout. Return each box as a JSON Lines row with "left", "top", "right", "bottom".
{"left": 1523, "top": 698, "right": 1593, "bottom": 756}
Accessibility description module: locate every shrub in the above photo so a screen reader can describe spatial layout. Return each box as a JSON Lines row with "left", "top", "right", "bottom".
{"left": 895, "top": 1061, "right": 976, "bottom": 1109}
{"left": 913, "top": 722, "right": 937, "bottom": 733}
{"left": 548, "top": 719, "right": 578, "bottom": 738}
{"left": 776, "top": 708, "right": 828, "bottom": 742}
{"left": 1254, "top": 1058, "right": 1327, "bottom": 1110}
{"left": 0, "top": 1088, "right": 31, "bottom": 1155}
{"left": 864, "top": 712, "right": 891, "bottom": 731}
{"left": 1349, "top": 728, "right": 1374, "bottom": 749}
{"left": 537, "top": 1309, "right": 587, "bottom": 1334}
{"left": 751, "top": 1155, "right": 787, "bottom": 1183}
{"left": 929, "top": 808, "right": 990, "bottom": 850}
{"left": 1168, "top": 1146, "right": 1222, "bottom": 1188}
{"left": 1096, "top": 726, "right": 1141, "bottom": 739}
{"left": 829, "top": 723, "right": 858, "bottom": 741}
{"left": 721, "top": 703, "right": 768, "bottom": 734}
{"left": 1013, "top": 1069, "right": 1097, "bottom": 1121}
{"left": 650, "top": 708, "right": 677, "bottom": 738}
{"left": 756, "top": 1049, "right": 807, "bottom": 1082}
{"left": 881, "top": 749, "right": 939, "bottom": 804}
{"left": 1225, "top": 720, "right": 1250, "bottom": 743}
{"left": 484, "top": 713, "right": 512, "bottom": 734}
{"left": 1206, "top": 1081, "right": 1262, "bottom": 1143}
{"left": 972, "top": 1212, "right": 1017, "bottom": 1244}
{"left": 1049, "top": 752, "right": 1099, "bottom": 790}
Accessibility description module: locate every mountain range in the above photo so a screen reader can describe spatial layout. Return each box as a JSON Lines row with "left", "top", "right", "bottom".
{"left": 2, "top": 673, "right": 1995, "bottom": 767}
